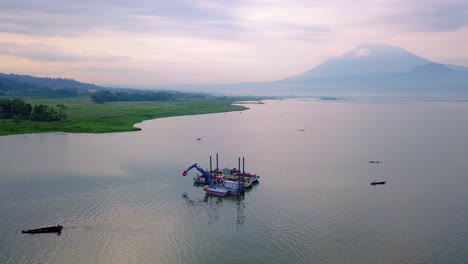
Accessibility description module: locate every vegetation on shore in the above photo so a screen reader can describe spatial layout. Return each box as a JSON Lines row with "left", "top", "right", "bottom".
{"left": 0, "top": 98, "right": 67, "bottom": 122}
{"left": 0, "top": 73, "right": 264, "bottom": 136}
{"left": 0, "top": 97, "right": 248, "bottom": 136}
{"left": 90, "top": 90, "right": 207, "bottom": 103}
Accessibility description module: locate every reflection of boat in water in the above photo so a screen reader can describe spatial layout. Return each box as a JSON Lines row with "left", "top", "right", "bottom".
{"left": 182, "top": 192, "right": 246, "bottom": 227}
{"left": 371, "top": 181, "right": 387, "bottom": 186}
{"left": 22, "top": 225, "right": 63, "bottom": 234}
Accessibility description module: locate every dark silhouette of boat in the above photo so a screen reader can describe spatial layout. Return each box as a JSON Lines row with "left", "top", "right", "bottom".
{"left": 371, "top": 181, "right": 387, "bottom": 186}
{"left": 22, "top": 225, "right": 63, "bottom": 234}
{"left": 369, "top": 160, "right": 382, "bottom": 164}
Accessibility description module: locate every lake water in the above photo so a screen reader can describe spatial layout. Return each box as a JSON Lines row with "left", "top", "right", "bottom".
{"left": 1, "top": 99, "right": 467, "bottom": 264}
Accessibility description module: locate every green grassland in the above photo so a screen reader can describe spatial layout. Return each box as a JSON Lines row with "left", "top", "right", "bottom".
{"left": 0, "top": 97, "right": 248, "bottom": 136}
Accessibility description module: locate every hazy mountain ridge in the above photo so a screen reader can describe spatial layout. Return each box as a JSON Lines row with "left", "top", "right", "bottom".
{"left": 0, "top": 73, "right": 213, "bottom": 100}
{"left": 276, "top": 44, "right": 468, "bottom": 96}
{"left": 0, "top": 76, "right": 86, "bottom": 97}
{"left": 1, "top": 44, "right": 468, "bottom": 97}
{"left": 285, "top": 44, "right": 435, "bottom": 81}
{"left": 408, "top": 63, "right": 454, "bottom": 76}
{"left": 0, "top": 73, "right": 102, "bottom": 91}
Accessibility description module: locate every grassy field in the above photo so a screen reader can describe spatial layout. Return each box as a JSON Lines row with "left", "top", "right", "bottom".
{"left": 0, "top": 97, "right": 248, "bottom": 136}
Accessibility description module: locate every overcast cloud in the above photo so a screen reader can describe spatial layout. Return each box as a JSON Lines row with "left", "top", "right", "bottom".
{"left": 0, "top": 0, "right": 467, "bottom": 86}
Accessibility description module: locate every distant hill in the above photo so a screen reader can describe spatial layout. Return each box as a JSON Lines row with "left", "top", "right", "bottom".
{"left": 174, "top": 44, "right": 468, "bottom": 97}
{"left": 0, "top": 73, "right": 102, "bottom": 91}
{"left": 3, "top": 44, "right": 468, "bottom": 98}
{"left": 274, "top": 44, "right": 468, "bottom": 96}
{"left": 0, "top": 73, "right": 213, "bottom": 101}
{"left": 285, "top": 44, "right": 434, "bottom": 81}
{"left": 0, "top": 73, "right": 103, "bottom": 97}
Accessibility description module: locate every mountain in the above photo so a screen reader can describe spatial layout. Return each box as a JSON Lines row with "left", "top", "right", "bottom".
{"left": 408, "top": 63, "right": 454, "bottom": 76}
{"left": 275, "top": 44, "right": 468, "bottom": 96}
{"left": 286, "top": 44, "right": 433, "bottom": 81}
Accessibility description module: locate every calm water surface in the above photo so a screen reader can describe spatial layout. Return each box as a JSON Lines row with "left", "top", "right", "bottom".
{"left": 1, "top": 99, "right": 467, "bottom": 264}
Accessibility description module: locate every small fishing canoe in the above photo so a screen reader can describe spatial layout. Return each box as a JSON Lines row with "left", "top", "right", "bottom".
{"left": 22, "top": 225, "right": 63, "bottom": 234}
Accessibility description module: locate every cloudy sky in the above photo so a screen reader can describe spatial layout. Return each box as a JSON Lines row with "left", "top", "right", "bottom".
{"left": 0, "top": 0, "right": 467, "bottom": 87}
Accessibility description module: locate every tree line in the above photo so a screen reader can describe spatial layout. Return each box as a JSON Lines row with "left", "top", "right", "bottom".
{"left": 90, "top": 90, "right": 207, "bottom": 103}
{"left": 0, "top": 98, "right": 67, "bottom": 122}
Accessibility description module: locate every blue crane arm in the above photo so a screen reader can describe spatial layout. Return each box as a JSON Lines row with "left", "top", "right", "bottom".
{"left": 182, "top": 163, "right": 212, "bottom": 185}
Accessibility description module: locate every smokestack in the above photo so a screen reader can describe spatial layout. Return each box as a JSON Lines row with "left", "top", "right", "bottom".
{"left": 216, "top": 153, "right": 219, "bottom": 172}
{"left": 210, "top": 156, "right": 212, "bottom": 173}
{"left": 238, "top": 157, "right": 240, "bottom": 172}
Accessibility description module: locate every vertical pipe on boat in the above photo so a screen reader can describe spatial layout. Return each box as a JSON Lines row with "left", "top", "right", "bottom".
{"left": 216, "top": 153, "right": 219, "bottom": 172}
{"left": 243, "top": 157, "right": 245, "bottom": 173}
{"left": 238, "top": 157, "right": 241, "bottom": 194}
{"left": 210, "top": 156, "right": 212, "bottom": 173}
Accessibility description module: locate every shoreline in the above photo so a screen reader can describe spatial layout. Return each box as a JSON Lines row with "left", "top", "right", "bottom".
{"left": 0, "top": 98, "right": 248, "bottom": 136}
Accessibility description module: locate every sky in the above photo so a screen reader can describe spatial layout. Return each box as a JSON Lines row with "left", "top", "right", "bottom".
{"left": 0, "top": 0, "right": 467, "bottom": 87}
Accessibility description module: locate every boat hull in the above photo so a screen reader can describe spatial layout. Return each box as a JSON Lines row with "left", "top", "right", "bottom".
{"left": 22, "top": 226, "right": 63, "bottom": 234}
{"left": 247, "top": 175, "right": 259, "bottom": 183}
{"left": 203, "top": 185, "right": 229, "bottom": 196}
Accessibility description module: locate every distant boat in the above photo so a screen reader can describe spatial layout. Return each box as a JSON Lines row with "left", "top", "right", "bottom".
{"left": 297, "top": 129, "right": 304, "bottom": 132}
{"left": 371, "top": 181, "right": 387, "bottom": 186}
{"left": 22, "top": 225, "right": 63, "bottom": 234}
{"left": 369, "top": 160, "right": 382, "bottom": 164}
{"left": 196, "top": 138, "right": 202, "bottom": 141}
{"left": 320, "top": 97, "right": 340, "bottom": 101}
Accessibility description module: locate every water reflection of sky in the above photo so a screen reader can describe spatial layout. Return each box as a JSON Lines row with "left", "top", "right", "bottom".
{"left": 1, "top": 100, "right": 468, "bottom": 264}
